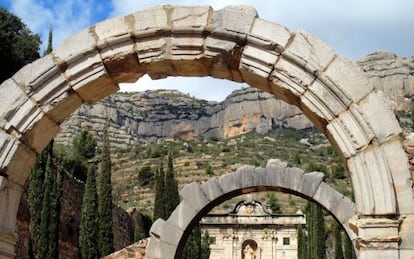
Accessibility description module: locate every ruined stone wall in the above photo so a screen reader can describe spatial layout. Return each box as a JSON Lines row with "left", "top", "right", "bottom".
{"left": 15, "top": 173, "right": 133, "bottom": 258}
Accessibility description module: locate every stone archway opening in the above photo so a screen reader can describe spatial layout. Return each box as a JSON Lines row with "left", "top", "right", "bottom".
{"left": 0, "top": 4, "right": 412, "bottom": 258}
{"left": 145, "top": 161, "right": 358, "bottom": 259}
{"left": 242, "top": 239, "right": 259, "bottom": 259}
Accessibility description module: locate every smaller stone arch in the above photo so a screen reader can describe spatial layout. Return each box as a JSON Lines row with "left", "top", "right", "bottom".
{"left": 145, "top": 159, "right": 357, "bottom": 259}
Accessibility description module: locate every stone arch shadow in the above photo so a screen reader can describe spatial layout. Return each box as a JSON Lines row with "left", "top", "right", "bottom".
{"left": 146, "top": 161, "right": 357, "bottom": 259}
{"left": 0, "top": 4, "right": 412, "bottom": 258}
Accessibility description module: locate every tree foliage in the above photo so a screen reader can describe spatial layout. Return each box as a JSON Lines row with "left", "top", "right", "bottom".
{"left": 0, "top": 7, "right": 41, "bottom": 82}
{"left": 79, "top": 165, "right": 99, "bottom": 259}
{"left": 97, "top": 126, "right": 114, "bottom": 256}
{"left": 164, "top": 153, "right": 180, "bottom": 216}
{"left": 267, "top": 192, "right": 282, "bottom": 214}
{"left": 306, "top": 202, "right": 326, "bottom": 259}
{"left": 153, "top": 163, "right": 166, "bottom": 220}
{"left": 334, "top": 222, "right": 344, "bottom": 259}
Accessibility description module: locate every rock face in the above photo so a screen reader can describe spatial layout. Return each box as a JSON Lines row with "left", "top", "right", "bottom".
{"left": 357, "top": 52, "right": 414, "bottom": 111}
{"left": 56, "top": 52, "right": 413, "bottom": 148}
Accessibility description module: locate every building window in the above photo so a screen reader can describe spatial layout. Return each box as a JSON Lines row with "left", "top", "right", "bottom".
{"left": 283, "top": 237, "right": 290, "bottom": 245}
{"left": 210, "top": 236, "right": 216, "bottom": 245}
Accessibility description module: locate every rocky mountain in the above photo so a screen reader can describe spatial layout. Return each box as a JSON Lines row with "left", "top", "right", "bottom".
{"left": 55, "top": 52, "right": 413, "bottom": 148}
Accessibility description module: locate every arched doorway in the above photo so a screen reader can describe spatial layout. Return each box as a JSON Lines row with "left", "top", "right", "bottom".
{"left": 0, "top": 5, "right": 412, "bottom": 258}
{"left": 242, "top": 239, "right": 259, "bottom": 259}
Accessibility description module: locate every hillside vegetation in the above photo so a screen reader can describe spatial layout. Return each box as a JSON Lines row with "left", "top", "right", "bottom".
{"left": 110, "top": 127, "right": 353, "bottom": 216}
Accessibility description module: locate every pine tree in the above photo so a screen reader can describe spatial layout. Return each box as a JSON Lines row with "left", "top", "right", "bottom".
{"left": 334, "top": 222, "right": 344, "bottom": 259}
{"left": 164, "top": 153, "right": 179, "bottom": 217}
{"left": 153, "top": 164, "right": 165, "bottom": 220}
{"left": 97, "top": 126, "right": 114, "bottom": 256}
{"left": 79, "top": 165, "right": 99, "bottom": 259}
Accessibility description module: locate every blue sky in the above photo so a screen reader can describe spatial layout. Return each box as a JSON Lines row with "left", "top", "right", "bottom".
{"left": 1, "top": 0, "right": 413, "bottom": 101}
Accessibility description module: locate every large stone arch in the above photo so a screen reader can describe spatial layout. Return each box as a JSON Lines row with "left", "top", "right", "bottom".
{"left": 0, "top": 4, "right": 412, "bottom": 258}
{"left": 145, "top": 161, "right": 358, "bottom": 259}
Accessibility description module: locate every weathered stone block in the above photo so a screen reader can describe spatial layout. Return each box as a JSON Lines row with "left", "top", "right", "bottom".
{"left": 270, "top": 57, "right": 315, "bottom": 99}
{"left": 20, "top": 114, "right": 60, "bottom": 153}
{"left": 0, "top": 79, "right": 29, "bottom": 130}
{"left": 298, "top": 172, "right": 325, "bottom": 198}
{"left": 380, "top": 138, "right": 414, "bottom": 214}
{"left": 218, "top": 171, "right": 242, "bottom": 194}
{"left": 0, "top": 177, "right": 23, "bottom": 235}
{"left": 324, "top": 56, "right": 373, "bottom": 103}
{"left": 66, "top": 51, "right": 119, "bottom": 103}
{"left": 0, "top": 131, "right": 36, "bottom": 185}
{"left": 135, "top": 36, "right": 168, "bottom": 65}
{"left": 145, "top": 236, "right": 177, "bottom": 259}
{"left": 301, "top": 88, "right": 336, "bottom": 122}
{"left": 279, "top": 167, "right": 304, "bottom": 192}
{"left": 94, "top": 16, "right": 130, "bottom": 44}
{"left": 249, "top": 18, "right": 291, "bottom": 51}
{"left": 150, "top": 219, "right": 183, "bottom": 246}
{"left": 284, "top": 29, "right": 335, "bottom": 73}
{"left": 357, "top": 92, "right": 402, "bottom": 143}
{"left": 240, "top": 45, "right": 278, "bottom": 92}
{"left": 209, "top": 6, "right": 257, "bottom": 35}
{"left": 313, "top": 182, "right": 356, "bottom": 224}
{"left": 131, "top": 6, "right": 169, "bottom": 34}
{"left": 167, "top": 200, "right": 198, "bottom": 231}
{"left": 53, "top": 27, "right": 96, "bottom": 62}
{"left": 179, "top": 182, "right": 209, "bottom": 211}
{"left": 347, "top": 145, "right": 397, "bottom": 215}
{"left": 200, "top": 177, "right": 224, "bottom": 202}
{"left": 327, "top": 106, "right": 375, "bottom": 158}
{"left": 44, "top": 91, "right": 83, "bottom": 124}
{"left": 100, "top": 39, "right": 144, "bottom": 84}
{"left": 170, "top": 6, "right": 211, "bottom": 28}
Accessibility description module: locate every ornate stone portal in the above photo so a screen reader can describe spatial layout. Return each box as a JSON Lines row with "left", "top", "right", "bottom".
{"left": 200, "top": 199, "right": 306, "bottom": 259}
{"left": 0, "top": 4, "right": 413, "bottom": 258}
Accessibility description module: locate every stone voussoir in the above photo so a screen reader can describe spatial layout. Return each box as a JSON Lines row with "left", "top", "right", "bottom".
{"left": 179, "top": 181, "right": 209, "bottom": 211}
{"left": 149, "top": 219, "right": 183, "bottom": 247}
{"left": 298, "top": 171, "right": 325, "bottom": 198}
{"left": 166, "top": 200, "right": 199, "bottom": 231}
{"left": 0, "top": 130, "right": 37, "bottom": 186}
{"left": 200, "top": 177, "right": 224, "bottom": 202}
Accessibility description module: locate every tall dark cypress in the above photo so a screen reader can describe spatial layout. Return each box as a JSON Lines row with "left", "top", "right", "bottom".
{"left": 43, "top": 27, "right": 53, "bottom": 56}
{"left": 200, "top": 230, "right": 211, "bottom": 259}
{"left": 79, "top": 165, "right": 99, "bottom": 259}
{"left": 182, "top": 226, "right": 201, "bottom": 259}
{"left": 37, "top": 153, "right": 53, "bottom": 259}
{"left": 164, "top": 152, "right": 179, "bottom": 217}
{"left": 334, "top": 222, "right": 344, "bottom": 259}
{"left": 344, "top": 234, "right": 356, "bottom": 259}
{"left": 47, "top": 159, "right": 62, "bottom": 259}
{"left": 97, "top": 126, "right": 114, "bottom": 256}
{"left": 297, "top": 223, "right": 306, "bottom": 259}
{"left": 153, "top": 164, "right": 165, "bottom": 220}
{"left": 28, "top": 141, "right": 53, "bottom": 257}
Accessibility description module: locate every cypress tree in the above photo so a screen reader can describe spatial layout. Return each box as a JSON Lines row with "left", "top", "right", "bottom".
{"left": 200, "top": 230, "right": 211, "bottom": 259}
{"left": 182, "top": 226, "right": 201, "bottom": 259}
{"left": 314, "top": 204, "right": 326, "bottom": 259}
{"left": 47, "top": 158, "right": 62, "bottom": 259}
{"left": 43, "top": 28, "right": 53, "bottom": 56}
{"left": 37, "top": 153, "right": 53, "bottom": 259}
{"left": 334, "top": 222, "right": 344, "bottom": 259}
{"left": 344, "top": 234, "right": 356, "bottom": 259}
{"left": 297, "top": 223, "right": 306, "bottom": 259}
{"left": 164, "top": 152, "right": 179, "bottom": 217}
{"left": 153, "top": 163, "right": 165, "bottom": 220}
{"left": 97, "top": 126, "right": 114, "bottom": 256}
{"left": 79, "top": 165, "right": 99, "bottom": 259}
{"left": 28, "top": 144, "right": 48, "bottom": 255}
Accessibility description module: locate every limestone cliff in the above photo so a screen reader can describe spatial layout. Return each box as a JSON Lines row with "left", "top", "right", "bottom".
{"left": 56, "top": 52, "right": 413, "bottom": 148}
